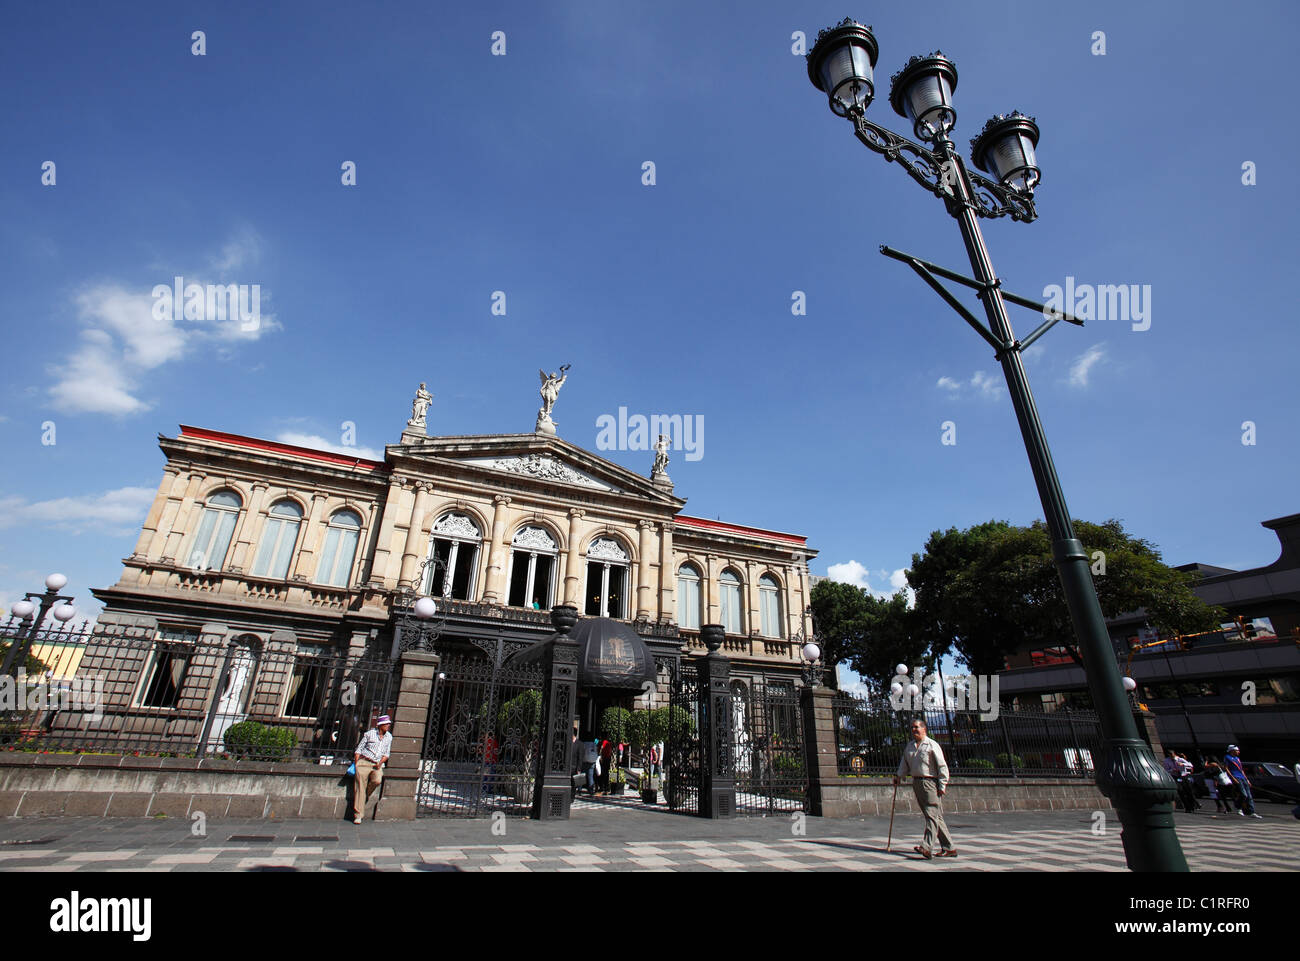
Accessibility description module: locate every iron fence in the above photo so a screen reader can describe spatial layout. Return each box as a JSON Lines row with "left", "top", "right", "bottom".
{"left": 732, "top": 681, "right": 807, "bottom": 814}
{"left": 831, "top": 691, "right": 1102, "bottom": 778}
{"left": 0, "top": 620, "right": 396, "bottom": 764}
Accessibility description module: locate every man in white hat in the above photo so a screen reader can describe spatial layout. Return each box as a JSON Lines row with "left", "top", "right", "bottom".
{"left": 1223, "top": 744, "right": 1262, "bottom": 819}
{"left": 894, "top": 717, "right": 956, "bottom": 858}
{"left": 353, "top": 715, "right": 392, "bottom": 824}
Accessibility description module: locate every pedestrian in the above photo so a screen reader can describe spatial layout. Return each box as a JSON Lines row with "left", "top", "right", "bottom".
{"left": 648, "top": 743, "right": 660, "bottom": 776}
{"left": 570, "top": 729, "right": 581, "bottom": 800}
{"left": 1173, "top": 752, "right": 1200, "bottom": 813}
{"left": 597, "top": 737, "right": 614, "bottom": 794}
{"left": 581, "top": 737, "right": 600, "bottom": 796}
{"left": 482, "top": 732, "right": 499, "bottom": 796}
{"left": 352, "top": 714, "right": 392, "bottom": 824}
{"left": 1223, "top": 744, "right": 1263, "bottom": 819}
{"left": 894, "top": 717, "right": 956, "bottom": 859}
{"left": 1203, "top": 758, "right": 1230, "bottom": 814}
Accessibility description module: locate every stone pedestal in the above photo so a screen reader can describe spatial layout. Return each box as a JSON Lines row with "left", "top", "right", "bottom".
{"left": 374, "top": 650, "right": 439, "bottom": 820}
{"left": 800, "top": 685, "right": 840, "bottom": 817}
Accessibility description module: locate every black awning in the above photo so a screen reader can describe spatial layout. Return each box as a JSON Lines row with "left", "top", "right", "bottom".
{"left": 508, "top": 616, "right": 656, "bottom": 692}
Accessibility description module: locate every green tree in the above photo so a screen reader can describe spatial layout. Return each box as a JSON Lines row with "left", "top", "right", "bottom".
{"left": 810, "top": 579, "right": 927, "bottom": 692}
{"left": 908, "top": 518, "right": 1224, "bottom": 674}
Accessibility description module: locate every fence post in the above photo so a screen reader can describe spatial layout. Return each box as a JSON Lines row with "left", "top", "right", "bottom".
{"left": 374, "top": 649, "right": 440, "bottom": 820}
{"left": 531, "top": 605, "right": 579, "bottom": 820}
{"left": 1065, "top": 706, "right": 1082, "bottom": 778}
{"left": 697, "top": 624, "right": 736, "bottom": 819}
{"left": 999, "top": 713, "right": 1016, "bottom": 775}
{"left": 800, "top": 684, "right": 840, "bottom": 817}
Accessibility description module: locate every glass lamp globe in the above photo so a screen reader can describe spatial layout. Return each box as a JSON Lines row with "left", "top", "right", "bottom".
{"left": 1122, "top": 676, "right": 1137, "bottom": 692}
{"left": 45, "top": 573, "right": 68, "bottom": 592}
{"left": 52, "top": 604, "right": 76, "bottom": 622}
{"left": 413, "top": 596, "right": 438, "bottom": 619}
{"left": 895, "top": 664, "right": 908, "bottom": 676}
{"left": 806, "top": 19, "right": 880, "bottom": 117}
{"left": 889, "top": 53, "right": 958, "bottom": 141}
{"left": 801, "top": 642, "right": 821, "bottom": 663}
{"left": 11, "top": 600, "right": 36, "bottom": 619}
{"left": 971, "top": 112, "right": 1041, "bottom": 193}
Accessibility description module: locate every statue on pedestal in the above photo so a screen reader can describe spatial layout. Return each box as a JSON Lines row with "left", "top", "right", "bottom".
{"left": 651, "top": 434, "right": 673, "bottom": 490}
{"left": 536, "top": 364, "right": 570, "bottom": 435}
{"left": 407, "top": 382, "right": 433, "bottom": 430}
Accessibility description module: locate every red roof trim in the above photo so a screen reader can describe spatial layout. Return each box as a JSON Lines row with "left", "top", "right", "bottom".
{"left": 177, "top": 425, "right": 389, "bottom": 471}
{"left": 675, "top": 514, "right": 806, "bottom": 545}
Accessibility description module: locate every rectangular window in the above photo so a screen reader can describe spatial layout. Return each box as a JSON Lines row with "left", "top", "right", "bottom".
{"left": 532, "top": 554, "right": 553, "bottom": 608}
{"left": 451, "top": 543, "right": 476, "bottom": 600}
{"left": 760, "top": 591, "right": 779, "bottom": 637}
{"left": 283, "top": 647, "right": 328, "bottom": 718}
{"left": 678, "top": 578, "right": 700, "bottom": 629}
{"left": 721, "top": 585, "right": 742, "bottom": 633}
{"left": 585, "top": 561, "right": 603, "bottom": 616}
{"left": 508, "top": 553, "right": 530, "bottom": 607}
{"left": 138, "top": 644, "right": 191, "bottom": 708}
{"left": 607, "top": 565, "right": 625, "bottom": 619}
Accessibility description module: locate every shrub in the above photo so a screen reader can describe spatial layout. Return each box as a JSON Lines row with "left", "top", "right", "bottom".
{"left": 995, "top": 752, "right": 1025, "bottom": 770}
{"left": 598, "top": 706, "right": 630, "bottom": 744}
{"left": 222, "top": 720, "right": 298, "bottom": 760}
{"left": 966, "top": 757, "right": 995, "bottom": 770}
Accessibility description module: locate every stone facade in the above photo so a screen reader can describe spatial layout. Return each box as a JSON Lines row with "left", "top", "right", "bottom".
{"left": 94, "top": 411, "right": 819, "bottom": 691}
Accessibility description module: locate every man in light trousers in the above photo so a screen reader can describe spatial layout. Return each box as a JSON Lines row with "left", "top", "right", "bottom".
{"left": 353, "top": 715, "right": 392, "bottom": 824}
{"left": 894, "top": 718, "right": 957, "bottom": 859}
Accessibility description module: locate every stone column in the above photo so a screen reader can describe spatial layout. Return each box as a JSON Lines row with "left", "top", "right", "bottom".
{"left": 291, "top": 493, "right": 329, "bottom": 581}
{"left": 657, "top": 522, "right": 675, "bottom": 623}
{"left": 368, "top": 475, "right": 407, "bottom": 588}
{"left": 398, "top": 482, "right": 433, "bottom": 589}
{"left": 228, "top": 481, "right": 270, "bottom": 573}
{"left": 482, "top": 494, "right": 512, "bottom": 604}
{"left": 533, "top": 605, "right": 580, "bottom": 820}
{"left": 636, "top": 520, "right": 653, "bottom": 620}
{"left": 563, "top": 509, "right": 585, "bottom": 606}
{"left": 704, "top": 554, "right": 719, "bottom": 625}
{"left": 146, "top": 464, "right": 190, "bottom": 562}
{"left": 374, "top": 649, "right": 440, "bottom": 821}
{"left": 801, "top": 685, "right": 841, "bottom": 817}
{"left": 698, "top": 624, "right": 736, "bottom": 818}
{"left": 745, "top": 560, "right": 760, "bottom": 636}
{"left": 130, "top": 465, "right": 181, "bottom": 561}
{"left": 162, "top": 470, "right": 207, "bottom": 563}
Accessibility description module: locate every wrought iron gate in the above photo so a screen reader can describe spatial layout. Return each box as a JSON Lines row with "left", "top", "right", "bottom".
{"left": 665, "top": 664, "right": 701, "bottom": 815}
{"left": 732, "top": 681, "right": 807, "bottom": 815}
{"left": 417, "top": 649, "right": 544, "bottom": 817}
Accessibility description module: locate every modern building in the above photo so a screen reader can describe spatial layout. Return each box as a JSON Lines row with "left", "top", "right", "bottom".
{"left": 90, "top": 383, "right": 819, "bottom": 739}
{"left": 999, "top": 513, "right": 1300, "bottom": 760}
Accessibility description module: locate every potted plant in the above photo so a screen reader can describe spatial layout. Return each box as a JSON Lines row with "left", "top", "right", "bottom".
{"left": 598, "top": 706, "right": 630, "bottom": 795}
{"left": 627, "top": 708, "right": 660, "bottom": 803}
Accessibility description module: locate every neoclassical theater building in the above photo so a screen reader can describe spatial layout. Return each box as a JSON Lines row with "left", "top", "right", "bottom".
{"left": 93, "top": 382, "right": 820, "bottom": 714}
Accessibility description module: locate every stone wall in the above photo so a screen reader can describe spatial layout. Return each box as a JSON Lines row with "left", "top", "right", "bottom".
{"left": 0, "top": 754, "right": 363, "bottom": 820}
{"left": 817, "top": 776, "right": 1111, "bottom": 819}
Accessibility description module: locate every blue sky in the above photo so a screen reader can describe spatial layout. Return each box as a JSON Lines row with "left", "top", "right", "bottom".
{"left": 1, "top": 0, "right": 1297, "bottom": 630}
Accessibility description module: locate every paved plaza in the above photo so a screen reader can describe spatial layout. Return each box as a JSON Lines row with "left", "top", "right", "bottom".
{"left": 1, "top": 801, "right": 1295, "bottom": 872}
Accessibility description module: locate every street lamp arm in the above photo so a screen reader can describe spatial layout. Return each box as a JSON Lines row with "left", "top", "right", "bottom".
{"left": 850, "top": 114, "right": 1036, "bottom": 222}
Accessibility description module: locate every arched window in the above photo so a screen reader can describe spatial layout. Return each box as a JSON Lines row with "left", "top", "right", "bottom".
{"left": 719, "top": 569, "right": 743, "bottom": 634}
{"left": 507, "top": 526, "right": 558, "bottom": 609}
{"left": 316, "top": 509, "right": 362, "bottom": 587}
{"left": 251, "top": 500, "right": 303, "bottom": 579}
{"left": 585, "top": 536, "right": 630, "bottom": 618}
{"left": 759, "top": 574, "right": 783, "bottom": 638}
{"left": 424, "top": 512, "right": 482, "bottom": 600}
{"left": 189, "top": 490, "right": 241, "bottom": 571}
{"left": 677, "top": 563, "right": 701, "bottom": 630}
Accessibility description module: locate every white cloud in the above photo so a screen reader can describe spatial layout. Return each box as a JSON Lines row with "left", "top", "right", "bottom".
{"left": 1068, "top": 343, "right": 1107, "bottom": 388}
{"left": 276, "top": 432, "right": 384, "bottom": 462}
{"left": 935, "top": 370, "right": 1003, "bottom": 400}
{"left": 0, "top": 486, "right": 155, "bottom": 535}
{"left": 48, "top": 232, "right": 277, "bottom": 416}
{"left": 826, "top": 560, "right": 912, "bottom": 604}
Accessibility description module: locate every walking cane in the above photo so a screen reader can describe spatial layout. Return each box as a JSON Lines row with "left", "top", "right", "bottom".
{"left": 886, "top": 779, "right": 899, "bottom": 852}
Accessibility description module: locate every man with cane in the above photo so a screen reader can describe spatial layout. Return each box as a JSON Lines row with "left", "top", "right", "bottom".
{"left": 894, "top": 718, "right": 957, "bottom": 859}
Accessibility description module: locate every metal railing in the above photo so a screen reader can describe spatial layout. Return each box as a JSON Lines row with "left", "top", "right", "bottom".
{"left": 0, "top": 621, "right": 395, "bottom": 763}
{"left": 831, "top": 691, "right": 1103, "bottom": 778}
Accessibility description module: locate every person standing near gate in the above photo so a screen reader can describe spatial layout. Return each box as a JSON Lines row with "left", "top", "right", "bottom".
{"left": 352, "top": 715, "right": 392, "bottom": 824}
{"left": 1224, "top": 745, "right": 1263, "bottom": 818}
{"left": 894, "top": 718, "right": 956, "bottom": 859}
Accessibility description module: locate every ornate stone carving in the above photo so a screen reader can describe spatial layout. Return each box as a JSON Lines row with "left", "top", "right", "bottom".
{"left": 512, "top": 526, "right": 558, "bottom": 552}
{"left": 471, "top": 454, "right": 610, "bottom": 490}
{"left": 536, "top": 365, "right": 570, "bottom": 435}
{"left": 431, "top": 512, "right": 481, "bottom": 539}
{"left": 587, "top": 537, "right": 629, "bottom": 562}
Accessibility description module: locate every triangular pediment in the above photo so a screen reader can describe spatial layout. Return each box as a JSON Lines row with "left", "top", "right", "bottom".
{"left": 388, "top": 433, "right": 684, "bottom": 507}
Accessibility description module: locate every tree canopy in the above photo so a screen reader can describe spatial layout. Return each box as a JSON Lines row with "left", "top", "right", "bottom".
{"left": 813, "top": 518, "right": 1223, "bottom": 685}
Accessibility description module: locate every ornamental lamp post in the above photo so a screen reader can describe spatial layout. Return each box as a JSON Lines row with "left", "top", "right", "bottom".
{"left": 805, "top": 18, "right": 1187, "bottom": 872}
{"left": 2, "top": 573, "right": 77, "bottom": 678}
